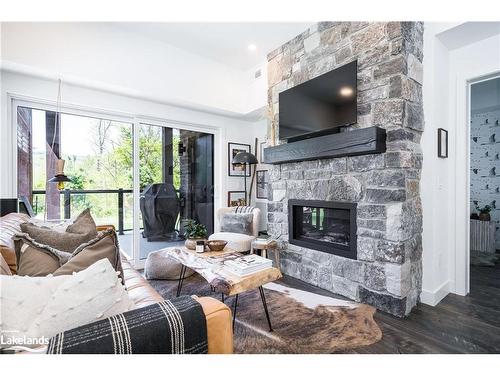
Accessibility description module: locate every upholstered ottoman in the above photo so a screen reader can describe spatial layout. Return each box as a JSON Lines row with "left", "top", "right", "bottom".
{"left": 144, "top": 248, "right": 195, "bottom": 280}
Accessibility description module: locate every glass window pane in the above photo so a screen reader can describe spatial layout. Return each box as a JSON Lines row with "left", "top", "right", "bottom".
{"left": 138, "top": 124, "right": 214, "bottom": 259}
{"left": 17, "top": 107, "right": 134, "bottom": 257}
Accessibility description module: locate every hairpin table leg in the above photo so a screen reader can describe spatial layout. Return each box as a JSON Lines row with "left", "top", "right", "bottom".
{"left": 176, "top": 265, "right": 187, "bottom": 297}
{"left": 259, "top": 286, "right": 273, "bottom": 332}
{"left": 232, "top": 294, "right": 239, "bottom": 330}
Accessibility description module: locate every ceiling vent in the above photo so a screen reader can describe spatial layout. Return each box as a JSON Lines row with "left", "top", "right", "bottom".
{"left": 254, "top": 69, "right": 262, "bottom": 79}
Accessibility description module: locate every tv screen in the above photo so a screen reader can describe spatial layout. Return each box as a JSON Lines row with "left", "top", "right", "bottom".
{"left": 279, "top": 60, "right": 357, "bottom": 141}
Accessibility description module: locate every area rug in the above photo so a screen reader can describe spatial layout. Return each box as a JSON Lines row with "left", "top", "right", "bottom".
{"left": 149, "top": 274, "right": 382, "bottom": 353}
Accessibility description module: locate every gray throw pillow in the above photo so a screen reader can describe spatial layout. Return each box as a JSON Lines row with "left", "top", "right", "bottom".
{"left": 220, "top": 213, "right": 253, "bottom": 235}
{"left": 19, "top": 209, "right": 98, "bottom": 253}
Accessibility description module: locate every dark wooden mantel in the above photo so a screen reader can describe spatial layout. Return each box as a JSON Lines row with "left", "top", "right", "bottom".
{"left": 263, "top": 126, "right": 386, "bottom": 164}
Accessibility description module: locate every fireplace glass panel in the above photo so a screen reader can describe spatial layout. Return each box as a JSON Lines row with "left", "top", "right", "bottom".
{"left": 289, "top": 199, "right": 357, "bottom": 259}
{"left": 300, "top": 206, "right": 350, "bottom": 246}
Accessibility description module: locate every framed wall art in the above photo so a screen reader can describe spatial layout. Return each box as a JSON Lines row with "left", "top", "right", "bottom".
{"left": 228, "top": 142, "right": 251, "bottom": 176}
{"left": 256, "top": 170, "right": 269, "bottom": 199}
{"left": 438, "top": 128, "right": 448, "bottom": 158}
{"left": 227, "top": 191, "right": 246, "bottom": 207}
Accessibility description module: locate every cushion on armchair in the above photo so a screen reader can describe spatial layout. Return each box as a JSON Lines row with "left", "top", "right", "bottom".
{"left": 208, "top": 232, "right": 254, "bottom": 252}
{"left": 219, "top": 212, "right": 253, "bottom": 235}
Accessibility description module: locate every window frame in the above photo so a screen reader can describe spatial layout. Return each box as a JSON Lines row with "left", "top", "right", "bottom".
{"left": 10, "top": 95, "right": 221, "bottom": 269}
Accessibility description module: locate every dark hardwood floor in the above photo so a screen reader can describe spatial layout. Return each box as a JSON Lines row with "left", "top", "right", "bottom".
{"left": 278, "top": 261, "right": 500, "bottom": 353}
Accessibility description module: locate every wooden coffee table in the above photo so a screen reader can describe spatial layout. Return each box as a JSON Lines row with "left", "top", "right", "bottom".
{"left": 166, "top": 246, "right": 282, "bottom": 331}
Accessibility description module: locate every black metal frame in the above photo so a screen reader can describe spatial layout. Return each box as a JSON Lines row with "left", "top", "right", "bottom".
{"left": 288, "top": 199, "right": 357, "bottom": 259}
{"left": 227, "top": 142, "right": 251, "bottom": 177}
{"left": 256, "top": 170, "right": 269, "bottom": 199}
{"left": 227, "top": 190, "right": 246, "bottom": 207}
{"left": 32, "top": 189, "right": 132, "bottom": 234}
{"left": 175, "top": 264, "right": 273, "bottom": 332}
{"left": 437, "top": 128, "right": 448, "bottom": 158}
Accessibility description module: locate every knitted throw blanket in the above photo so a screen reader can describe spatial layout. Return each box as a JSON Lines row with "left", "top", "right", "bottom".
{"left": 47, "top": 296, "right": 207, "bottom": 354}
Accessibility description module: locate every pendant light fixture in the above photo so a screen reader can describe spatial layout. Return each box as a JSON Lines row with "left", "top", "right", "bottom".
{"left": 48, "top": 79, "right": 71, "bottom": 190}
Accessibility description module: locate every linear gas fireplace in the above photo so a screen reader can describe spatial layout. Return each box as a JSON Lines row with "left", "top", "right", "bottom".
{"left": 288, "top": 199, "right": 357, "bottom": 259}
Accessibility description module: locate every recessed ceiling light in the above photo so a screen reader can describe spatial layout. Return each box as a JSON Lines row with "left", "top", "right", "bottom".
{"left": 248, "top": 44, "right": 257, "bottom": 51}
{"left": 340, "top": 86, "right": 354, "bottom": 97}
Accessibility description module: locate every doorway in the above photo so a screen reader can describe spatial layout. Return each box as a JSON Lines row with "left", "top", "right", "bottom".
{"left": 469, "top": 76, "right": 500, "bottom": 292}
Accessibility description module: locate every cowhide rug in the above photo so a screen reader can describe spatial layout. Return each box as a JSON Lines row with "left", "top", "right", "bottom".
{"left": 149, "top": 273, "right": 382, "bottom": 354}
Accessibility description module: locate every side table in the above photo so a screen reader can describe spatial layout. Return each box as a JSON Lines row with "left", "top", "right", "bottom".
{"left": 251, "top": 239, "right": 280, "bottom": 270}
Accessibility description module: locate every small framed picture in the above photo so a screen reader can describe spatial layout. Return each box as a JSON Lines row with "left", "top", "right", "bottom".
{"left": 259, "top": 141, "right": 267, "bottom": 164}
{"left": 438, "top": 128, "right": 448, "bottom": 158}
{"left": 227, "top": 191, "right": 246, "bottom": 207}
{"left": 228, "top": 142, "right": 251, "bottom": 176}
{"left": 256, "top": 170, "right": 269, "bottom": 200}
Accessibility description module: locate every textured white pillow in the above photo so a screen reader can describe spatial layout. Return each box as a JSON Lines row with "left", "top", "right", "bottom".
{"left": 0, "top": 258, "right": 135, "bottom": 349}
{"left": 0, "top": 273, "right": 70, "bottom": 348}
{"left": 29, "top": 258, "right": 135, "bottom": 340}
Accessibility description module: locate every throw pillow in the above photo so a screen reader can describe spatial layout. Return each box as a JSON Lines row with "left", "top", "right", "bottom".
{"left": 220, "top": 212, "right": 253, "bottom": 235}
{"left": 0, "top": 259, "right": 134, "bottom": 349}
{"left": 0, "top": 212, "right": 31, "bottom": 273}
{"left": 53, "top": 229, "right": 124, "bottom": 282}
{"left": 13, "top": 229, "right": 124, "bottom": 281}
{"left": 13, "top": 234, "right": 72, "bottom": 276}
{"left": 29, "top": 259, "right": 135, "bottom": 342}
{"left": 65, "top": 208, "right": 97, "bottom": 234}
{"left": 0, "top": 273, "right": 71, "bottom": 349}
{"left": 1, "top": 253, "right": 12, "bottom": 275}
{"left": 19, "top": 208, "right": 98, "bottom": 253}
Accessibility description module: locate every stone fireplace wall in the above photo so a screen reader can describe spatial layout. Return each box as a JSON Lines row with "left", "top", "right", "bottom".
{"left": 266, "top": 22, "right": 424, "bottom": 316}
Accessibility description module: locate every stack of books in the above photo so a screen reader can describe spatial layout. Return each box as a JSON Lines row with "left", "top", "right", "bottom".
{"left": 254, "top": 235, "right": 272, "bottom": 245}
{"left": 224, "top": 254, "right": 272, "bottom": 277}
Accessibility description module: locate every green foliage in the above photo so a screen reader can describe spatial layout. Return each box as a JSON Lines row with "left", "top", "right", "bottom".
{"left": 30, "top": 117, "right": 182, "bottom": 228}
{"left": 475, "top": 203, "right": 492, "bottom": 214}
{"left": 184, "top": 219, "right": 207, "bottom": 239}
{"left": 67, "top": 167, "right": 92, "bottom": 211}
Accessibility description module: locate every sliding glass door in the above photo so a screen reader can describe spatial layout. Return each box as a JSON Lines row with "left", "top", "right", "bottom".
{"left": 137, "top": 123, "right": 214, "bottom": 260}
{"left": 17, "top": 106, "right": 135, "bottom": 257}
{"left": 15, "top": 102, "right": 215, "bottom": 265}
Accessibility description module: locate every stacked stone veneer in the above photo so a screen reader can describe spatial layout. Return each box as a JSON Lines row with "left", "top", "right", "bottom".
{"left": 266, "top": 22, "right": 424, "bottom": 317}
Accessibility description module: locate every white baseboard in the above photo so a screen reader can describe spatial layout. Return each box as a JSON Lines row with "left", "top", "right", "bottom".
{"left": 420, "top": 280, "right": 451, "bottom": 306}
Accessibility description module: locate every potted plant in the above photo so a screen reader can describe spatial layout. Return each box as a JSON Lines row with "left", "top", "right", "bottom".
{"left": 474, "top": 203, "right": 492, "bottom": 221}
{"left": 184, "top": 219, "right": 208, "bottom": 250}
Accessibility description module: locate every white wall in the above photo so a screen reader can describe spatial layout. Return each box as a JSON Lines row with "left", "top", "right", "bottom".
{"left": 421, "top": 23, "right": 500, "bottom": 305}
{"left": 1, "top": 22, "right": 267, "bottom": 116}
{"left": 421, "top": 23, "right": 452, "bottom": 305}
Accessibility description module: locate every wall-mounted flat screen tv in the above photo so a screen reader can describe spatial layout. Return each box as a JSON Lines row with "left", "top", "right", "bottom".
{"left": 279, "top": 60, "right": 357, "bottom": 142}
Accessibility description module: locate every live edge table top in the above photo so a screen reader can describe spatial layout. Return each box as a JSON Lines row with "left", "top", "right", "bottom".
{"left": 166, "top": 246, "right": 282, "bottom": 296}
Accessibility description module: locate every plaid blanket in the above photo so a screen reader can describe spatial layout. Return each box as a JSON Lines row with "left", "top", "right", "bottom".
{"left": 232, "top": 205, "right": 255, "bottom": 214}
{"left": 47, "top": 296, "right": 207, "bottom": 354}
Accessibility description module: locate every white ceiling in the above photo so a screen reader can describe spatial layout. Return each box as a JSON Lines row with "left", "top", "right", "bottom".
{"left": 111, "top": 22, "right": 312, "bottom": 70}
{"left": 437, "top": 22, "right": 500, "bottom": 50}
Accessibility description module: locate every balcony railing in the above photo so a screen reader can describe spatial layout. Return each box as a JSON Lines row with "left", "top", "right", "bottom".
{"left": 32, "top": 189, "right": 132, "bottom": 235}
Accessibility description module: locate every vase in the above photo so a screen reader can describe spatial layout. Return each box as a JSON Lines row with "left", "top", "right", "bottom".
{"left": 478, "top": 212, "right": 491, "bottom": 221}
{"left": 185, "top": 238, "right": 205, "bottom": 250}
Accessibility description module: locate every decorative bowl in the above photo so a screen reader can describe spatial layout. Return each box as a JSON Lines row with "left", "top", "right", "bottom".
{"left": 206, "top": 240, "right": 227, "bottom": 252}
